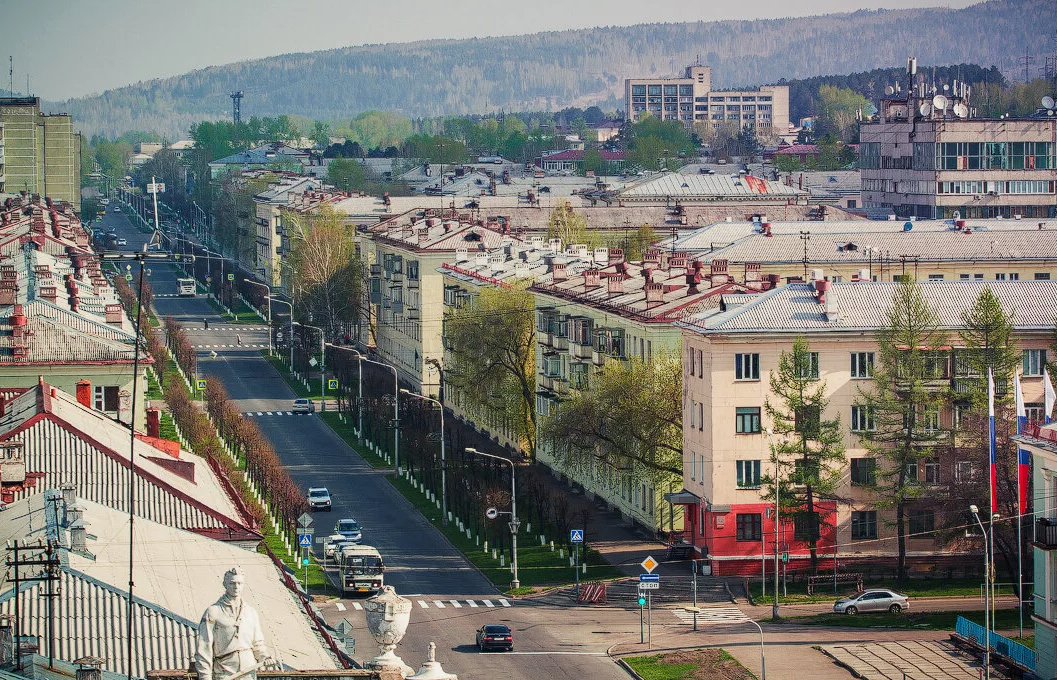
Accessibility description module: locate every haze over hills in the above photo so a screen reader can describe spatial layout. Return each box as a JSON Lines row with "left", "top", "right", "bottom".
{"left": 48, "top": 0, "right": 1054, "bottom": 139}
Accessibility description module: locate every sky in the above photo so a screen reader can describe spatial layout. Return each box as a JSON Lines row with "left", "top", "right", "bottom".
{"left": 2, "top": 0, "right": 978, "bottom": 101}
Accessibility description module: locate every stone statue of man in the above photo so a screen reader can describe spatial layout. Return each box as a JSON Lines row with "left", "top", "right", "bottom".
{"left": 195, "top": 567, "right": 272, "bottom": 680}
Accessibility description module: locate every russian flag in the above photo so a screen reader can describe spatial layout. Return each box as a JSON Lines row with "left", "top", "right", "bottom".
{"left": 988, "top": 368, "right": 997, "bottom": 515}
{"left": 1045, "top": 368, "right": 1056, "bottom": 425}
{"left": 1015, "top": 372, "right": 1029, "bottom": 517}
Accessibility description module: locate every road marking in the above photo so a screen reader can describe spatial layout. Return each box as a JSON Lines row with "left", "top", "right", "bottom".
{"left": 499, "top": 598, "right": 511, "bottom": 607}
{"left": 492, "top": 651, "right": 608, "bottom": 656}
{"left": 449, "top": 600, "right": 462, "bottom": 608}
{"left": 467, "top": 600, "right": 478, "bottom": 608}
{"left": 335, "top": 602, "right": 346, "bottom": 611}
{"left": 433, "top": 600, "right": 446, "bottom": 608}
{"left": 256, "top": 412, "right": 264, "bottom": 416}
{"left": 352, "top": 602, "right": 363, "bottom": 611}
{"left": 483, "top": 599, "right": 495, "bottom": 607}
{"left": 671, "top": 607, "right": 750, "bottom": 625}
{"left": 417, "top": 600, "right": 429, "bottom": 609}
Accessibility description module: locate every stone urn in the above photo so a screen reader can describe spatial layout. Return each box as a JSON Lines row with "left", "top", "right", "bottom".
{"left": 364, "top": 586, "right": 414, "bottom": 677}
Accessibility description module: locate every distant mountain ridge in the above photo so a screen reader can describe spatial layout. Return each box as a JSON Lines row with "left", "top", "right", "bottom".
{"left": 49, "top": 0, "right": 1054, "bottom": 139}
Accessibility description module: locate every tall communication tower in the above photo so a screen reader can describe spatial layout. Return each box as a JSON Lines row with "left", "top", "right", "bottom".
{"left": 230, "top": 90, "right": 244, "bottom": 125}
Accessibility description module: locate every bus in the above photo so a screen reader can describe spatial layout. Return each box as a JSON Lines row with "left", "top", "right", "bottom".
{"left": 339, "top": 545, "right": 384, "bottom": 595}
{"left": 176, "top": 278, "right": 196, "bottom": 296}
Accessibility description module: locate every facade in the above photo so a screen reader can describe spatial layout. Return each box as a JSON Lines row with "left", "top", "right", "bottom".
{"left": 530, "top": 248, "right": 773, "bottom": 531}
{"left": 674, "top": 278, "right": 1056, "bottom": 576}
{"left": 539, "top": 149, "right": 625, "bottom": 173}
{"left": 1020, "top": 423, "right": 1057, "bottom": 678}
{"left": 0, "top": 97, "right": 81, "bottom": 205}
{"left": 252, "top": 176, "right": 326, "bottom": 287}
{"left": 860, "top": 97, "right": 1056, "bottom": 219}
{"left": 624, "top": 65, "right": 789, "bottom": 135}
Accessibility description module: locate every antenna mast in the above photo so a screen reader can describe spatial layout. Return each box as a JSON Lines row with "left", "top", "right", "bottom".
{"left": 1017, "top": 50, "right": 1035, "bottom": 84}
{"left": 8, "top": 56, "right": 11, "bottom": 96}
{"left": 230, "top": 90, "right": 244, "bottom": 125}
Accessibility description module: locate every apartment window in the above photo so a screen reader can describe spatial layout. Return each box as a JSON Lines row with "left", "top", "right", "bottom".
{"left": 960, "top": 274, "right": 971, "bottom": 280}
{"left": 1010, "top": 273, "right": 1020, "bottom": 281}
{"left": 996, "top": 273, "right": 1006, "bottom": 281}
{"left": 905, "top": 461, "right": 918, "bottom": 483}
{"left": 923, "top": 460, "right": 940, "bottom": 484}
{"left": 736, "top": 407, "right": 762, "bottom": 434}
{"left": 736, "top": 513, "right": 762, "bottom": 541}
{"left": 689, "top": 347, "right": 696, "bottom": 376}
{"left": 94, "top": 385, "right": 119, "bottom": 412}
{"left": 689, "top": 452, "right": 696, "bottom": 480}
{"left": 1026, "top": 403, "right": 1045, "bottom": 426}
{"left": 735, "top": 353, "right": 760, "bottom": 380}
{"left": 850, "top": 458, "right": 876, "bottom": 486}
{"left": 794, "top": 515, "right": 820, "bottom": 542}
{"left": 954, "top": 460, "right": 976, "bottom": 483}
{"left": 850, "top": 405, "right": 875, "bottom": 432}
{"left": 736, "top": 460, "right": 762, "bottom": 489}
{"left": 1036, "top": 273, "right": 1051, "bottom": 280}
{"left": 798, "top": 352, "right": 820, "bottom": 380}
{"left": 953, "top": 402, "right": 970, "bottom": 429}
{"left": 974, "top": 274, "right": 984, "bottom": 280}
{"left": 851, "top": 352, "right": 874, "bottom": 378}
{"left": 697, "top": 402, "right": 704, "bottom": 431}
{"left": 928, "top": 274, "right": 944, "bottom": 280}
{"left": 918, "top": 409, "right": 940, "bottom": 433}
{"left": 1024, "top": 349, "right": 1047, "bottom": 377}
{"left": 406, "top": 260, "right": 420, "bottom": 281}
{"left": 908, "top": 509, "right": 935, "bottom": 536}
{"left": 697, "top": 349, "right": 704, "bottom": 377}
{"left": 851, "top": 511, "right": 877, "bottom": 540}
{"left": 689, "top": 399, "right": 697, "bottom": 429}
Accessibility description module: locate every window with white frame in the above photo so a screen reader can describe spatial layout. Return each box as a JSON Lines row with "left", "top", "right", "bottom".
{"left": 1024, "top": 349, "right": 1047, "bottom": 377}
{"left": 851, "top": 405, "right": 875, "bottom": 432}
{"left": 798, "top": 352, "right": 820, "bottom": 379}
{"left": 735, "top": 353, "right": 760, "bottom": 381}
{"left": 690, "top": 399, "right": 697, "bottom": 429}
{"left": 1026, "top": 402, "right": 1045, "bottom": 426}
{"left": 851, "top": 352, "right": 874, "bottom": 378}
{"left": 923, "top": 460, "right": 940, "bottom": 484}
{"left": 953, "top": 402, "right": 970, "bottom": 430}
{"left": 736, "top": 460, "right": 761, "bottom": 488}
{"left": 954, "top": 460, "right": 976, "bottom": 482}
{"left": 697, "top": 402, "right": 704, "bottom": 431}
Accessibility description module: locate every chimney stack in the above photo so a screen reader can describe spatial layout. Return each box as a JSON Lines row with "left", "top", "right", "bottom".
{"left": 607, "top": 273, "right": 624, "bottom": 294}
{"left": 76, "top": 380, "right": 92, "bottom": 408}
{"left": 75, "top": 657, "right": 105, "bottom": 680}
{"left": 105, "top": 304, "right": 123, "bottom": 325}
{"left": 583, "top": 269, "right": 601, "bottom": 288}
{"left": 551, "top": 262, "right": 568, "bottom": 282}
{"left": 645, "top": 283, "right": 664, "bottom": 306}
{"left": 69, "top": 519, "right": 89, "bottom": 552}
{"left": 146, "top": 407, "right": 161, "bottom": 438}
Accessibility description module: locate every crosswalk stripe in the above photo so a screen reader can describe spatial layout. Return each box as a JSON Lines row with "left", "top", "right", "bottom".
{"left": 256, "top": 412, "right": 264, "bottom": 416}
{"left": 499, "top": 599, "right": 511, "bottom": 607}
{"left": 433, "top": 600, "right": 445, "bottom": 608}
{"left": 352, "top": 602, "right": 362, "bottom": 611}
{"left": 335, "top": 602, "right": 346, "bottom": 611}
{"left": 671, "top": 607, "right": 750, "bottom": 625}
{"left": 467, "top": 600, "right": 478, "bottom": 608}
{"left": 483, "top": 600, "right": 494, "bottom": 607}
{"left": 449, "top": 600, "right": 462, "bottom": 608}
{"left": 417, "top": 600, "right": 429, "bottom": 609}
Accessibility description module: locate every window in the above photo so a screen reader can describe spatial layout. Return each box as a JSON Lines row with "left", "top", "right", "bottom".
{"left": 697, "top": 349, "right": 704, "bottom": 377}
{"left": 735, "top": 353, "right": 760, "bottom": 381}
{"left": 736, "top": 407, "right": 761, "bottom": 434}
{"left": 1026, "top": 403, "right": 1045, "bottom": 426}
{"left": 697, "top": 402, "right": 704, "bottom": 431}
{"left": 996, "top": 273, "right": 1006, "bottom": 281}
{"left": 736, "top": 460, "right": 761, "bottom": 489}
{"left": 908, "top": 510, "right": 935, "bottom": 536}
{"left": 851, "top": 352, "right": 874, "bottom": 378}
{"left": 906, "top": 462, "right": 918, "bottom": 483}
{"left": 689, "top": 347, "right": 696, "bottom": 376}
{"left": 923, "top": 460, "right": 940, "bottom": 484}
{"left": 1036, "top": 273, "right": 1051, "bottom": 281}
{"left": 960, "top": 274, "right": 971, "bottom": 280}
{"left": 406, "top": 260, "right": 420, "bottom": 281}
{"left": 954, "top": 460, "right": 976, "bottom": 483}
{"left": 1010, "top": 273, "right": 1020, "bottom": 281}
{"left": 918, "top": 409, "right": 940, "bottom": 433}
{"left": 851, "top": 511, "right": 877, "bottom": 539}
{"left": 794, "top": 515, "right": 820, "bottom": 541}
{"left": 851, "top": 405, "right": 875, "bottom": 432}
{"left": 1024, "top": 349, "right": 1047, "bottom": 377}
{"left": 736, "top": 513, "right": 762, "bottom": 541}
{"left": 953, "top": 402, "right": 970, "bottom": 430}
{"left": 850, "top": 458, "right": 876, "bottom": 486}
{"left": 94, "top": 385, "right": 119, "bottom": 412}
{"left": 689, "top": 399, "right": 697, "bottom": 429}
{"left": 798, "top": 352, "right": 820, "bottom": 379}
{"left": 928, "top": 274, "right": 944, "bottom": 280}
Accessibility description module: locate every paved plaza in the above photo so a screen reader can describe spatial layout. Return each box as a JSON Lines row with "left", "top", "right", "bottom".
{"left": 820, "top": 640, "right": 986, "bottom": 680}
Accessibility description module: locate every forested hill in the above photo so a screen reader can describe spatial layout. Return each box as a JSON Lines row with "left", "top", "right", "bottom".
{"left": 52, "top": 0, "right": 1053, "bottom": 139}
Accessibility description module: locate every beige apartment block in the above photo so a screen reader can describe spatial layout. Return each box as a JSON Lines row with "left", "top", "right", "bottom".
{"left": 674, "top": 277, "right": 1057, "bottom": 576}
{"left": 0, "top": 97, "right": 80, "bottom": 205}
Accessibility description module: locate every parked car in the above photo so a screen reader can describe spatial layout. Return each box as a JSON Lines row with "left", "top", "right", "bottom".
{"left": 833, "top": 589, "right": 909, "bottom": 615}
{"left": 476, "top": 624, "right": 513, "bottom": 652}
{"left": 323, "top": 534, "right": 354, "bottom": 558}
{"left": 116, "top": 238, "right": 128, "bottom": 247}
{"left": 307, "top": 487, "right": 332, "bottom": 511}
{"left": 292, "top": 398, "right": 315, "bottom": 413}
{"left": 334, "top": 519, "right": 362, "bottom": 543}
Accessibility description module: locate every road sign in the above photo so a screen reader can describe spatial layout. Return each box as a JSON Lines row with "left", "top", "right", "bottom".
{"left": 297, "top": 512, "right": 314, "bottom": 529}
{"left": 782, "top": 552, "right": 789, "bottom": 563}
{"left": 206, "top": 276, "right": 212, "bottom": 284}
{"left": 227, "top": 273, "right": 234, "bottom": 281}
{"left": 639, "top": 581, "right": 660, "bottom": 590}
{"left": 509, "top": 518, "right": 521, "bottom": 533}
{"left": 309, "top": 357, "right": 318, "bottom": 367}
{"left": 124, "top": 273, "right": 133, "bottom": 281}
{"left": 328, "top": 379, "right": 338, "bottom": 390}
{"left": 485, "top": 507, "right": 498, "bottom": 520}
{"left": 640, "top": 555, "right": 659, "bottom": 574}
{"left": 639, "top": 573, "right": 660, "bottom": 582}
{"left": 147, "top": 183, "right": 166, "bottom": 194}
{"left": 298, "top": 534, "right": 312, "bottom": 547}
{"left": 196, "top": 379, "right": 207, "bottom": 390}
{"left": 570, "top": 529, "right": 584, "bottom": 543}
{"left": 638, "top": 594, "right": 647, "bottom": 605}
{"left": 336, "top": 618, "right": 353, "bottom": 635}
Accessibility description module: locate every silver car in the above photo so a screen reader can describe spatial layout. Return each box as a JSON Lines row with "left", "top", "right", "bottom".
{"left": 833, "top": 589, "right": 909, "bottom": 615}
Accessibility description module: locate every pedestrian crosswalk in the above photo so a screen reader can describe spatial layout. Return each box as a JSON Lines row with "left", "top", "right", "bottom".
{"left": 242, "top": 411, "right": 314, "bottom": 417}
{"left": 671, "top": 607, "right": 751, "bottom": 626}
{"left": 195, "top": 344, "right": 267, "bottom": 349}
{"left": 340, "top": 598, "right": 511, "bottom": 611}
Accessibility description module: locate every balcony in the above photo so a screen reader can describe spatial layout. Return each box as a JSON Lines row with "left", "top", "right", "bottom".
{"left": 1036, "top": 518, "right": 1057, "bottom": 550}
{"left": 552, "top": 335, "right": 569, "bottom": 351}
{"left": 570, "top": 342, "right": 593, "bottom": 360}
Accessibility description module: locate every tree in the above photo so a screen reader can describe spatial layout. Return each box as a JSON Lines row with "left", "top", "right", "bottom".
{"left": 443, "top": 285, "right": 537, "bottom": 455}
{"left": 859, "top": 278, "right": 951, "bottom": 581}
{"left": 546, "top": 201, "right": 593, "bottom": 247}
{"left": 581, "top": 148, "right": 604, "bottom": 176}
{"left": 327, "top": 158, "right": 367, "bottom": 193}
{"left": 959, "top": 287, "right": 1020, "bottom": 408}
{"left": 816, "top": 85, "right": 868, "bottom": 143}
{"left": 310, "top": 120, "right": 331, "bottom": 148}
{"left": 763, "top": 336, "right": 846, "bottom": 570}
{"left": 540, "top": 353, "right": 682, "bottom": 485}
{"left": 286, "top": 204, "right": 365, "bottom": 337}
{"left": 773, "top": 154, "right": 801, "bottom": 173}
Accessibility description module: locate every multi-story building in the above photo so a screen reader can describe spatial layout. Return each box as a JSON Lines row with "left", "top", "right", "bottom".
{"left": 0, "top": 97, "right": 81, "bottom": 205}
{"left": 1018, "top": 423, "right": 1057, "bottom": 677}
{"left": 672, "top": 277, "right": 1056, "bottom": 576}
{"left": 624, "top": 65, "right": 789, "bottom": 135}
{"left": 251, "top": 175, "right": 326, "bottom": 287}
{"left": 530, "top": 248, "right": 773, "bottom": 531}
{"left": 859, "top": 94, "right": 1056, "bottom": 219}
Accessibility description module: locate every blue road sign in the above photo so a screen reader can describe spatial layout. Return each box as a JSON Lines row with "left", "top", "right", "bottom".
{"left": 298, "top": 534, "right": 312, "bottom": 547}
{"left": 639, "top": 573, "right": 660, "bottom": 582}
{"left": 570, "top": 529, "right": 584, "bottom": 543}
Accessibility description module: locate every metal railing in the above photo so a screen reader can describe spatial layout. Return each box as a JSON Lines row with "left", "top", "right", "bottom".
{"left": 955, "top": 615, "right": 1035, "bottom": 671}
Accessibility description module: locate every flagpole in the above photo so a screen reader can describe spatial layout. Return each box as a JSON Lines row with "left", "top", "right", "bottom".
{"left": 1014, "top": 370, "right": 1024, "bottom": 639}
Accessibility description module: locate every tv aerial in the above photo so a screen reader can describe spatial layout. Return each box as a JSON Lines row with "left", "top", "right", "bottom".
{"left": 953, "top": 102, "right": 969, "bottom": 118}
{"left": 885, "top": 85, "right": 895, "bottom": 96}
{"left": 932, "top": 94, "right": 949, "bottom": 113}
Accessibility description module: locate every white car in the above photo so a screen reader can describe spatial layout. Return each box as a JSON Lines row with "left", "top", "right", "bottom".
{"left": 323, "top": 535, "right": 354, "bottom": 558}
{"left": 307, "top": 487, "right": 332, "bottom": 511}
{"left": 292, "top": 398, "right": 315, "bottom": 413}
{"left": 116, "top": 238, "right": 128, "bottom": 247}
{"left": 334, "top": 518, "right": 362, "bottom": 543}
{"left": 833, "top": 589, "right": 910, "bottom": 615}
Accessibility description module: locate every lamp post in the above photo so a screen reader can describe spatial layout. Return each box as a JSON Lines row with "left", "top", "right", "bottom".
{"left": 766, "top": 429, "right": 781, "bottom": 620}
{"left": 401, "top": 389, "right": 447, "bottom": 526}
{"left": 270, "top": 298, "right": 294, "bottom": 369}
{"left": 360, "top": 357, "right": 400, "bottom": 473}
{"left": 293, "top": 322, "right": 325, "bottom": 410}
{"left": 970, "top": 504, "right": 993, "bottom": 680}
{"left": 466, "top": 447, "right": 519, "bottom": 589}
{"left": 243, "top": 279, "right": 272, "bottom": 356}
{"left": 327, "top": 344, "right": 363, "bottom": 439}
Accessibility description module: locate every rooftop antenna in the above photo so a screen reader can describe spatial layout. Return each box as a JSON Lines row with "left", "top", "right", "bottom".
{"left": 8, "top": 56, "right": 11, "bottom": 96}
{"left": 933, "top": 94, "right": 949, "bottom": 116}
{"left": 230, "top": 90, "right": 244, "bottom": 125}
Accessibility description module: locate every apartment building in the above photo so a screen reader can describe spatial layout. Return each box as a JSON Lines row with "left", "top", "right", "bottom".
{"left": 530, "top": 248, "right": 774, "bottom": 531}
{"left": 1017, "top": 424, "right": 1057, "bottom": 677}
{"left": 624, "top": 65, "right": 789, "bottom": 135}
{"left": 0, "top": 97, "right": 81, "bottom": 205}
{"left": 673, "top": 277, "right": 1056, "bottom": 576}
{"left": 251, "top": 175, "right": 326, "bottom": 287}
{"left": 860, "top": 95, "right": 1056, "bottom": 219}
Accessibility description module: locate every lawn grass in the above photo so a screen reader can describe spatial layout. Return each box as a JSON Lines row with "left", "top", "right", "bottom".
{"left": 778, "top": 606, "right": 1023, "bottom": 631}
{"left": 206, "top": 296, "right": 264, "bottom": 322}
{"left": 750, "top": 577, "right": 993, "bottom": 605}
{"left": 261, "top": 352, "right": 317, "bottom": 399}
{"left": 624, "top": 650, "right": 756, "bottom": 680}
{"left": 624, "top": 655, "right": 698, "bottom": 680}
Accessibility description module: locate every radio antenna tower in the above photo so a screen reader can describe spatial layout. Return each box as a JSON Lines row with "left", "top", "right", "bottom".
{"left": 230, "top": 90, "right": 244, "bottom": 125}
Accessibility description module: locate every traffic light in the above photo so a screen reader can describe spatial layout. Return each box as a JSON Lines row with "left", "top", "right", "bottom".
{"left": 302, "top": 558, "right": 310, "bottom": 566}
{"left": 638, "top": 595, "right": 646, "bottom": 607}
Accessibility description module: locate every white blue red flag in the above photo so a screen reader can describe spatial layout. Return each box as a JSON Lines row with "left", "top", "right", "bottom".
{"left": 988, "top": 368, "right": 997, "bottom": 515}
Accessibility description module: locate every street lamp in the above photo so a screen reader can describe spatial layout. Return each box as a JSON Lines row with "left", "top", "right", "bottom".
{"left": 359, "top": 356, "right": 400, "bottom": 473}
{"left": 970, "top": 504, "right": 994, "bottom": 680}
{"left": 466, "top": 447, "right": 520, "bottom": 589}
{"left": 327, "top": 344, "right": 363, "bottom": 439}
{"left": 766, "top": 429, "right": 781, "bottom": 620}
{"left": 401, "top": 389, "right": 447, "bottom": 526}
{"left": 270, "top": 297, "right": 294, "bottom": 369}
{"left": 293, "top": 321, "right": 325, "bottom": 411}
{"left": 242, "top": 279, "right": 272, "bottom": 356}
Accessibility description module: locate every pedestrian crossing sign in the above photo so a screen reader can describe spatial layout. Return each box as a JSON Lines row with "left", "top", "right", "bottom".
{"left": 328, "top": 379, "right": 338, "bottom": 390}
{"left": 298, "top": 534, "right": 312, "bottom": 547}
{"left": 570, "top": 529, "right": 583, "bottom": 543}
{"left": 196, "top": 379, "right": 207, "bottom": 390}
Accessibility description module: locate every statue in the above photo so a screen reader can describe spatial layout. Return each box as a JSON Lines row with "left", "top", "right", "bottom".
{"left": 407, "top": 641, "right": 457, "bottom": 680}
{"left": 364, "top": 586, "right": 413, "bottom": 677}
{"left": 195, "top": 568, "right": 273, "bottom": 680}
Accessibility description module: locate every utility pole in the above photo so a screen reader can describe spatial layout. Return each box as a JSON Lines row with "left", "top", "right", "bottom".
{"left": 1016, "top": 50, "right": 1035, "bottom": 84}
{"left": 6, "top": 539, "right": 61, "bottom": 670}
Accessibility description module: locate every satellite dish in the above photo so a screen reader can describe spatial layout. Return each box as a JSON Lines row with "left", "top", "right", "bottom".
{"left": 943, "top": 84, "right": 950, "bottom": 92}
{"left": 1043, "top": 95, "right": 1056, "bottom": 110}
{"left": 919, "top": 103, "right": 932, "bottom": 117}
{"left": 885, "top": 85, "right": 895, "bottom": 96}
{"left": 953, "top": 102, "right": 969, "bottom": 118}
{"left": 933, "top": 95, "right": 949, "bottom": 112}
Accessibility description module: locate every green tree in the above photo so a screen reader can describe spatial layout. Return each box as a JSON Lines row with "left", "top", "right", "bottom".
{"left": 762, "top": 336, "right": 846, "bottom": 570}
{"left": 859, "top": 278, "right": 951, "bottom": 581}
{"left": 310, "top": 120, "right": 331, "bottom": 148}
{"left": 958, "top": 287, "right": 1020, "bottom": 409}
{"left": 816, "top": 85, "right": 868, "bottom": 143}
{"left": 581, "top": 148, "right": 604, "bottom": 176}
{"left": 327, "top": 158, "right": 367, "bottom": 192}
{"left": 443, "top": 285, "right": 537, "bottom": 455}
{"left": 773, "top": 154, "right": 801, "bottom": 173}
{"left": 546, "top": 201, "right": 594, "bottom": 247}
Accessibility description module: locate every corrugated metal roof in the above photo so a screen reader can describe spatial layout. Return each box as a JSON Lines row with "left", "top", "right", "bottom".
{"left": 0, "top": 315, "right": 141, "bottom": 364}
{"left": 619, "top": 172, "right": 804, "bottom": 199}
